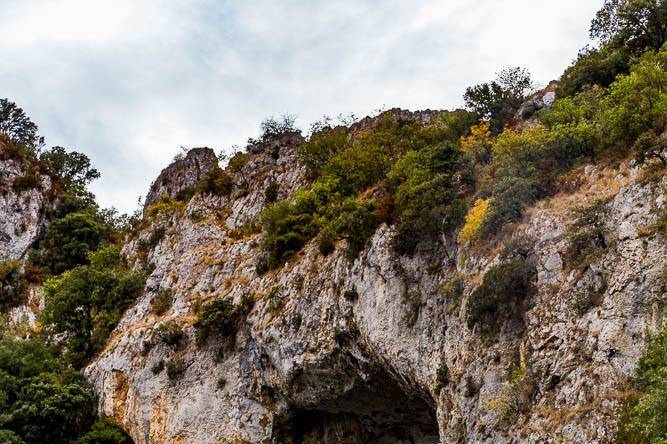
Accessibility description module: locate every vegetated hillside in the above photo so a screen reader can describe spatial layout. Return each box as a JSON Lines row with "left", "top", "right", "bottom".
{"left": 1, "top": 1, "right": 667, "bottom": 443}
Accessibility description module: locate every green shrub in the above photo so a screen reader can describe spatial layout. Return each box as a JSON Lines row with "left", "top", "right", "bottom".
{"left": 42, "top": 246, "right": 146, "bottom": 368}
{"left": 38, "top": 146, "right": 100, "bottom": 191}
{"left": 463, "top": 67, "right": 533, "bottom": 133}
{"left": 0, "top": 260, "right": 24, "bottom": 308}
{"left": 0, "top": 98, "right": 42, "bottom": 148}
{"left": 154, "top": 321, "right": 184, "bottom": 347}
{"left": 166, "top": 358, "right": 185, "bottom": 380}
{"left": 267, "top": 286, "right": 283, "bottom": 314}
{"left": 151, "top": 360, "right": 165, "bottom": 375}
{"left": 145, "top": 195, "right": 186, "bottom": 221}
{"left": 260, "top": 111, "right": 475, "bottom": 266}
{"left": 264, "top": 181, "right": 279, "bottom": 204}
{"left": 618, "top": 323, "right": 667, "bottom": 443}
{"left": 28, "top": 210, "right": 107, "bottom": 276}
{"left": 194, "top": 294, "right": 254, "bottom": 344}
{"left": 75, "top": 419, "right": 132, "bottom": 444}
{"left": 598, "top": 50, "right": 667, "bottom": 150}
{"left": 634, "top": 130, "right": 667, "bottom": 166}
{"left": 197, "top": 167, "right": 233, "bottom": 197}
{"left": 11, "top": 174, "right": 38, "bottom": 192}
{"left": 297, "top": 125, "right": 348, "bottom": 178}
{"left": 434, "top": 360, "right": 450, "bottom": 393}
{"left": 0, "top": 336, "right": 97, "bottom": 444}
{"left": 566, "top": 198, "right": 610, "bottom": 267}
{"left": 402, "top": 289, "right": 423, "bottom": 327}
{"left": 151, "top": 289, "right": 173, "bottom": 315}
{"left": 557, "top": 45, "right": 630, "bottom": 98}
{"left": 467, "top": 259, "right": 536, "bottom": 329}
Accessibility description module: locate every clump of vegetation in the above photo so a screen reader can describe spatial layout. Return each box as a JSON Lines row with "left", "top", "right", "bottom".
{"left": 463, "top": 67, "right": 534, "bottom": 133}
{"left": 145, "top": 194, "right": 186, "bottom": 221}
{"left": 467, "top": 259, "right": 536, "bottom": 329}
{"left": 264, "top": 181, "right": 279, "bottom": 204}
{"left": 566, "top": 198, "right": 610, "bottom": 267}
{"left": 75, "top": 418, "right": 133, "bottom": 444}
{"left": 41, "top": 246, "right": 146, "bottom": 368}
{"left": 434, "top": 360, "right": 450, "bottom": 393}
{"left": 402, "top": 289, "right": 424, "bottom": 327}
{"left": 0, "top": 260, "right": 25, "bottom": 308}
{"left": 267, "top": 286, "right": 284, "bottom": 314}
{"left": 197, "top": 167, "right": 233, "bottom": 197}
{"left": 0, "top": 335, "right": 97, "bottom": 444}
{"left": 154, "top": 321, "right": 185, "bottom": 347}
{"left": 151, "top": 359, "right": 165, "bottom": 375}
{"left": 343, "top": 286, "right": 358, "bottom": 302}
{"left": 151, "top": 289, "right": 173, "bottom": 315}
{"left": 217, "top": 377, "right": 227, "bottom": 390}
{"left": 460, "top": 198, "right": 491, "bottom": 243}
{"left": 166, "top": 358, "right": 185, "bottom": 380}
{"left": 12, "top": 173, "right": 38, "bottom": 191}
{"left": 618, "top": 322, "right": 667, "bottom": 443}
{"left": 194, "top": 294, "right": 254, "bottom": 344}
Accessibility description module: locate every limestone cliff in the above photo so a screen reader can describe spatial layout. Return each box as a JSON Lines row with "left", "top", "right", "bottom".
{"left": 84, "top": 112, "right": 667, "bottom": 443}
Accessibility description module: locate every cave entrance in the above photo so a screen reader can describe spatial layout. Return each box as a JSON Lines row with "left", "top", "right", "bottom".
{"left": 274, "top": 366, "right": 440, "bottom": 444}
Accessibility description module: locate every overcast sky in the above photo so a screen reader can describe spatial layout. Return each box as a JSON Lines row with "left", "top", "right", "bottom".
{"left": 0, "top": 0, "right": 601, "bottom": 213}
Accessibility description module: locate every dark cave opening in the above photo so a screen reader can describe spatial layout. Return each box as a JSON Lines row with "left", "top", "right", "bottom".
{"left": 274, "top": 367, "right": 440, "bottom": 444}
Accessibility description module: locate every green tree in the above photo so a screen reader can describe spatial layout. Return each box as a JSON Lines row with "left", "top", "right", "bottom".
{"left": 0, "top": 99, "right": 43, "bottom": 149}
{"left": 591, "top": 0, "right": 667, "bottom": 53}
{"left": 463, "top": 67, "right": 534, "bottom": 133}
{"left": 42, "top": 246, "right": 145, "bottom": 368}
{"left": 39, "top": 146, "right": 100, "bottom": 190}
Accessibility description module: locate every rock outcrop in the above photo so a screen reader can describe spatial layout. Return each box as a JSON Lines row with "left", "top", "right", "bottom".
{"left": 0, "top": 141, "right": 51, "bottom": 260}
{"left": 85, "top": 121, "right": 667, "bottom": 443}
{"left": 143, "top": 148, "right": 219, "bottom": 212}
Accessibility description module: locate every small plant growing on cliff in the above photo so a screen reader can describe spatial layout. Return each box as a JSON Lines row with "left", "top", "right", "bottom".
{"left": 467, "top": 259, "right": 536, "bottom": 329}
{"left": 566, "top": 197, "right": 610, "bottom": 267}
{"left": 166, "top": 357, "right": 185, "bottom": 379}
{"left": 151, "top": 359, "right": 165, "bottom": 375}
{"left": 145, "top": 194, "right": 186, "bottom": 221}
{"left": 0, "top": 259, "right": 25, "bottom": 308}
{"left": 12, "top": 173, "right": 38, "bottom": 191}
{"left": 402, "top": 289, "right": 424, "bottom": 327}
{"left": 264, "top": 181, "right": 279, "bottom": 204}
{"left": 267, "top": 286, "right": 284, "bottom": 314}
{"left": 151, "top": 289, "right": 173, "bottom": 315}
{"left": 197, "top": 167, "right": 233, "bottom": 197}
{"left": 154, "top": 321, "right": 185, "bottom": 347}
{"left": 618, "top": 322, "right": 667, "bottom": 443}
{"left": 194, "top": 294, "right": 254, "bottom": 344}
{"left": 434, "top": 360, "right": 450, "bottom": 394}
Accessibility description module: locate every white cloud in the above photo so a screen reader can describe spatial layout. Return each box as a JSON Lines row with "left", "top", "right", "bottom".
{"left": 0, "top": 0, "right": 601, "bottom": 213}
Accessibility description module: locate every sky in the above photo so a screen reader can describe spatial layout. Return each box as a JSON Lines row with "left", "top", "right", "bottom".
{"left": 0, "top": 0, "right": 601, "bottom": 213}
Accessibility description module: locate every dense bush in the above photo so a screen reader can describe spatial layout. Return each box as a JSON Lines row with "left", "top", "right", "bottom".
{"left": 618, "top": 323, "right": 667, "bottom": 443}
{"left": 145, "top": 195, "right": 186, "bottom": 221}
{"left": 11, "top": 173, "right": 38, "bottom": 191}
{"left": 463, "top": 67, "right": 534, "bottom": 133}
{"left": 153, "top": 321, "right": 185, "bottom": 347}
{"left": 75, "top": 419, "right": 133, "bottom": 444}
{"left": 0, "top": 260, "right": 24, "bottom": 308}
{"left": 0, "top": 336, "right": 97, "bottom": 444}
{"left": 42, "top": 246, "right": 145, "bottom": 368}
{"left": 467, "top": 259, "right": 536, "bottom": 329}
{"left": 194, "top": 294, "right": 254, "bottom": 344}
{"left": 196, "top": 167, "right": 233, "bottom": 197}
{"left": 262, "top": 111, "right": 476, "bottom": 267}
{"left": 557, "top": 45, "right": 631, "bottom": 98}
{"left": 39, "top": 146, "right": 100, "bottom": 191}
{"left": 28, "top": 210, "right": 109, "bottom": 276}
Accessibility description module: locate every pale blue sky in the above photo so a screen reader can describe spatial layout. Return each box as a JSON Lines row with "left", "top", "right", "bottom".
{"left": 0, "top": 0, "right": 600, "bottom": 213}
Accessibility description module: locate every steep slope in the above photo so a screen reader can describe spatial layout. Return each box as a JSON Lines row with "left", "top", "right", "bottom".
{"left": 85, "top": 115, "right": 666, "bottom": 443}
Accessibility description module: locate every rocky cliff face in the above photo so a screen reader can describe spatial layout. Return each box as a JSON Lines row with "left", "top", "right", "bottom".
{"left": 143, "top": 148, "right": 219, "bottom": 212}
{"left": 0, "top": 141, "right": 51, "bottom": 261}
{"left": 84, "top": 118, "right": 667, "bottom": 444}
